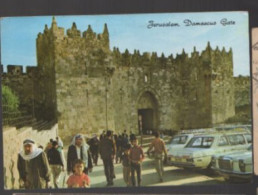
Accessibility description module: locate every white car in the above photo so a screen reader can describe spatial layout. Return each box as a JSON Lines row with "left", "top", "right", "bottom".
{"left": 166, "top": 134, "right": 194, "bottom": 153}
{"left": 211, "top": 145, "right": 252, "bottom": 182}
{"left": 167, "top": 131, "right": 251, "bottom": 169}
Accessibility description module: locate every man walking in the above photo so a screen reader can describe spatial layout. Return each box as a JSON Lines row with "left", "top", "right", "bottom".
{"left": 67, "top": 134, "right": 93, "bottom": 175}
{"left": 88, "top": 134, "right": 100, "bottom": 166}
{"left": 17, "top": 139, "right": 51, "bottom": 189}
{"left": 147, "top": 132, "right": 167, "bottom": 182}
{"left": 99, "top": 130, "right": 116, "bottom": 186}
{"left": 47, "top": 141, "right": 64, "bottom": 188}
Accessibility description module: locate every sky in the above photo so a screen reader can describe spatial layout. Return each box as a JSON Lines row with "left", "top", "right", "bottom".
{"left": 0, "top": 12, "right": 250, "bottom": 76}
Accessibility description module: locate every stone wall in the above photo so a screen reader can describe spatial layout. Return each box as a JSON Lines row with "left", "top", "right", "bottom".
{"left": 234, "top": 76, "right": 251, "bottom": 107}
{"left": 1, "top": 64, "right": 56, "bottom": 122}
{"left": 3, "top": 124, "right": 57, "bottom": 189}
{"left": 2, "top": 18, "right": 238, "bottom": 139}
{"left": 1, "top": 66, "right": 37, "bottom": 116}
{"left": 210, "top": 47, "right": 235, "bottom": 124}
{"left": 35, "top": 18, "right": 236, "bottom": 137}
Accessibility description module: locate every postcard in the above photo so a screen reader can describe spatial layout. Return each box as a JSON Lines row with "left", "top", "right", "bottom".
{"left": 0, "top": 11, "right": 251, "bottom": 190}
{"left": 253, "top": 28, "right": 258, "bottom": 175}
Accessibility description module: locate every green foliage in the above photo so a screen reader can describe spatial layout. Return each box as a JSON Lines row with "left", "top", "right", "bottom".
{"left": 225, "top": 112, "right": 251, "bottom": 124}
{"left": 2, "top": 85, "right": 20, "bottom": 112}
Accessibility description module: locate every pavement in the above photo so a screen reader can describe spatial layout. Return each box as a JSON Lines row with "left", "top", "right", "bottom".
{"left": 53, "top": 153, "right": 226, "bottom": 188}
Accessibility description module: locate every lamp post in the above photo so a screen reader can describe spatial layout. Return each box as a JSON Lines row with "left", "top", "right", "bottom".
{"left": 138, "top": 115, "right": 143, "bottom": 146}
{"left": 104, "top": 67, "right": 115, "bottom": 131}
{"left": 105, "top": 76, "right": 108, "bottom": 131}
{"left": 119, "top": 88, "right": 124, "bottom": 129}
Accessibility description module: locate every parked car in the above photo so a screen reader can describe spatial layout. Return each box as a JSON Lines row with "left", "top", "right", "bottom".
{"left": 166, "top": 128, "right": 215, "bottom": 153}
{"left": 211, "top": 144, "right": 252, "bottom": 182}
{"left": 166, "top": 134, "right": 194, "bottom": 153}
{"left": 148, "top": 134, "right": 194, "bottom": 159}
{"left": 167, "top": 131, "right": 251, "bottom": 169}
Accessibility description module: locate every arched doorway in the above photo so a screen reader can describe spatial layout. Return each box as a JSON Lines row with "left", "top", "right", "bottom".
{"left": 137, "top": 91, "right": 159, "bottom": 134}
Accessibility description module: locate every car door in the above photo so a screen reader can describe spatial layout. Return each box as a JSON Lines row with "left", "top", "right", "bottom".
{"left": 216, "top": 135, "right": 231, "bottom": 154}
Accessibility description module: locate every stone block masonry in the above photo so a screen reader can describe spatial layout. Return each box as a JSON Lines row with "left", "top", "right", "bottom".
{"left": 2, "top": 17, "right": 250, "bottom": 140}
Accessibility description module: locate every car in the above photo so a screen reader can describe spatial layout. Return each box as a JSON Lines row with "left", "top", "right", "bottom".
{"left": 166, "top": 128, "right": 215, "bottom": 154}
{"left": 166, "top": 134, "right": 194, "bottom": 153}
{"left": 167, "top": 130, "right": 251, "bottom": 169}
{"left": 148, "top": 133, "right": 194, "bottom": 159}
{"left": 211, "top": 144, "right": 252, "bottom": 182}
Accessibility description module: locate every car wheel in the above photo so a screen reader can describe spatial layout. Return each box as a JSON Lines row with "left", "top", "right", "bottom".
{"left": 205, "top": 163, "right": 216, "bottom": 176}
{"left": 224, "top": 177, "right": 236, "bottom": 183}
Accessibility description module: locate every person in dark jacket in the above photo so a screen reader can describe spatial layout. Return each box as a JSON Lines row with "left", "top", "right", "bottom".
{"left": 99, "top": 130, "right": 116, "bottom": 186}
{"left": 115, "top": 134, "right": 123, "bottom": 163}
{"left": 17, "top": 139, "right": 51, "bottom": 189}
{"left": 87, "top": 134, "right": 100, "bottom": 166}
{"left": 47, "top": 141, "right": 64, "bottom": 188}
{"left": 67, "top": 134, "right": 93, "bottom": 175}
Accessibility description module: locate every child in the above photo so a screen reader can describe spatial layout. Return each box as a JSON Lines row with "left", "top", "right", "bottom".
{"left": 129, "top": 136, "right": 144, "bottom": 187}
{"left": 66, "top": 159, "right": 90, "bottom": 188}
{"left": 121, "top": 143, "right": 131, "bottom": 186}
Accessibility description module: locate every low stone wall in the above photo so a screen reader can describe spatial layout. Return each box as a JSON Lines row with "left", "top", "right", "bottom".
{"left": 3, "top": 124, "right": 57, "bottom": 189}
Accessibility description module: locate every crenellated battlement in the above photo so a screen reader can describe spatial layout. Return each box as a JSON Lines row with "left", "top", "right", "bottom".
{"left": 234, "top": 75, "right": 250, "bottom": 86}
{"left": 37, "top": 17, "right": 110, "bottom": 52}
{"left": 1, "top": 65, "right": 38, "bottom": 76}
{"left": 113, "top": 41, "right": 233, "bottom": 70}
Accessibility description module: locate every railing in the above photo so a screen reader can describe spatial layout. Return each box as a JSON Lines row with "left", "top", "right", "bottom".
{"left": 2, "top": 105, "right": 33, "bottom": 128}
{"left": 2, "top": 104, "right": 56, "bottom": 130}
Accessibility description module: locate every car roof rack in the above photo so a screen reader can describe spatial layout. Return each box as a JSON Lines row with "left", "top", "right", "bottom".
{"left": 179, "top": 127, "right": 250, "bottom": 135}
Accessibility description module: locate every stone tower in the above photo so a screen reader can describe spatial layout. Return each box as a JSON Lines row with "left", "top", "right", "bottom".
{"left": 34, "top": 18, "right": 236, "bottom": 138}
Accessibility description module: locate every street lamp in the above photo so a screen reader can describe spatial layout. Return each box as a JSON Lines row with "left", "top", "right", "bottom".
{"left": 105, "top": 77, "right": 109, "bottom": 131}
{"left": 138, "top": 115, "right": 143, "bottom": 146}
{"left": 104, "top": 66, "right": 115, "bottom": 131}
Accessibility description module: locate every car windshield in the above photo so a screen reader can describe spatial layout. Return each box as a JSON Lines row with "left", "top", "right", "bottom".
{"left": 169, "top": 135, "right": 188, "bottom": 144}
{"left": 186, "top": 137, "right": 214, "bottom": 148}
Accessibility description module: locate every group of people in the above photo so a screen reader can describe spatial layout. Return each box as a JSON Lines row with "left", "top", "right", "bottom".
{"left": 17, "top": 130, "right": 167, "bottom": 189}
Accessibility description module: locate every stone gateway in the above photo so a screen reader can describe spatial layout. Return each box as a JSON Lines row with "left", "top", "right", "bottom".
{"left": 2, "top": 17, "right": 238, "bottom": 138}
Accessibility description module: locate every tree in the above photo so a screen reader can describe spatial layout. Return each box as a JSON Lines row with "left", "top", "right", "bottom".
{"left": 2, "top": 85, "right": 20, "bottom": 113}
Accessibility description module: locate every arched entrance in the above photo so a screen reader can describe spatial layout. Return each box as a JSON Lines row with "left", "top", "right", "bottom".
{"left": 137, "top": 91, "right": 159, "bottom": 134}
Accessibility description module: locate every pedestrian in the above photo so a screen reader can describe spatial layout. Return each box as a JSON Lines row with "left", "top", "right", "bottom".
{"left": 66, "top": 159, "right": 90, "bottom": 188}
{"left": 47, "top": 141, "right": 64, "bottom": 188}
{"left": 129, "top": 132, "right": 136, "bottom": 143}
{"left": 121, "top": 143, "right": 132, "bottom": 186}
{"left": 56, "top": 136, "right": 64, "bottom": 149}
{"left": 87, "top": 134, "right": 100, "bottom": 166}
{"left": 44, "top": 140, "right": 53, "bottom": 154}
{"left": 129, "top": 131, "right": 134, "bottom": 140}
{"left": 99, "top": 130, "right": 116, "bottom": 186}
{"left": 121, "top": 133, "right": 129, "bottom": 150}
{"left": 147, "top": 132, "right": 167, "bottom": 182}
{"left": 114, "top": 134, "right": 122, "bottom": 163}
{"left": 129, "top": 135, "right": 144, "bottom": 187}
{"left": 123, "top": 129, "right": 128, "bottom": 138}
{"left": 17, "top": 139, "right": 51, "bottom": 189}
{"left": 67, "top": 134, "right": 93, "bottom": 175}
{"left": 56, "top": 136, "right": 66, "bottom": 169}
{"left": 100, "top": 130, "right": 106, "bottom": 141}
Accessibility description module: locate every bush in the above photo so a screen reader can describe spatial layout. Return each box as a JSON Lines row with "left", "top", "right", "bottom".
{"left": 2, "top": 85, "right": 20, "bottom": 112}
{"left": 225, "top": 113, "right": 251, "bottom": 124}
